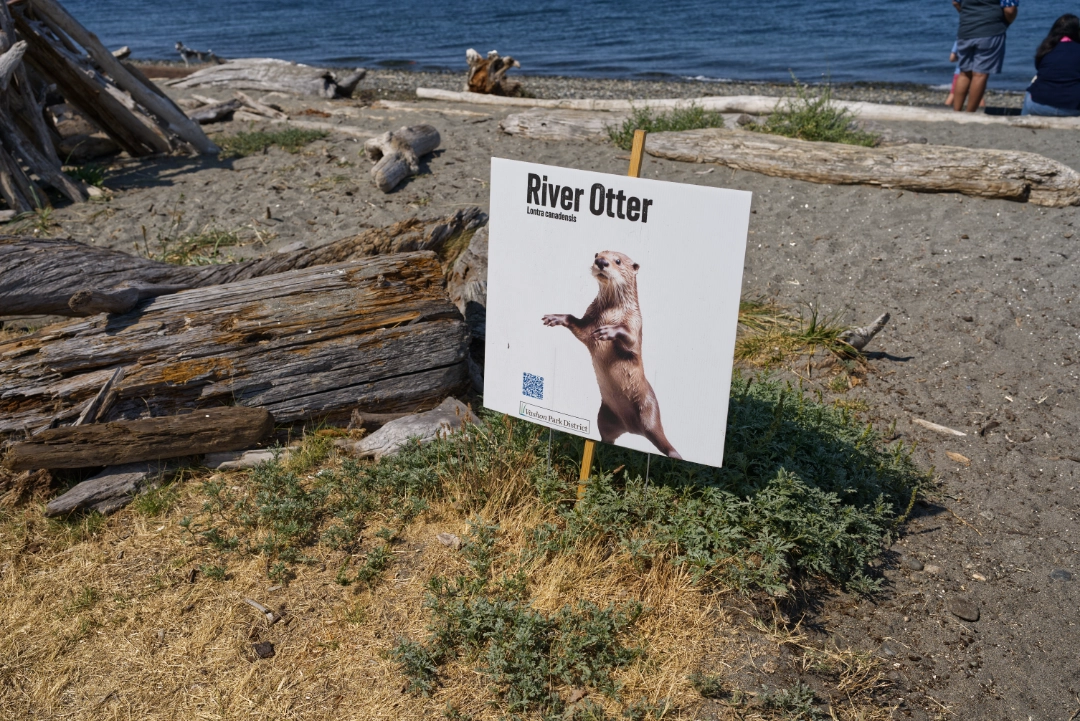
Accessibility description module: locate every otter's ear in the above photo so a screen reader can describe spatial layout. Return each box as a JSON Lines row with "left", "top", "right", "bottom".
{"left": 632, "top": 262, "right": 640, "bottom": 271}
{"left": 594, "top": 253, "right": 599, "bottom": 258}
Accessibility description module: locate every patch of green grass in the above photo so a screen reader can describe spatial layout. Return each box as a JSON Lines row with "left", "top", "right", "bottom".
{"left": 393, "top": 521, "right": 642, "bottom": 714}
{"left": 199, "top": 563, "right": 227, "bottom": 581}
{"left": 748, "top": 77, "right": 878, "bottom": 146}
{"left": 218, "top": 128, "right": 328, "bottom": 158}
{"left": 688, "top": 671, "right": 727, "bottom": 699}
{"left": 12, "top": 205, "right": 58, "bottom": 236}
{"left": 131, "top": 482, "right": 179, "bottom": 517}
{"left": 68, "top": 585, "right": 98, "bottom": 612}
{"left": 607, "top": 103, "right": 725, "bottom": 150}
{"left": 149, "top": 226, "right": 243, "bottom": 266}
{"left": 66, "top": 164, "right": 106, "bottom": 188}
{"left": 735, "top": 302, "right": 857, "bottom": 368}
{"left": 758, "top": 681, "right": 822, "bottom": 719}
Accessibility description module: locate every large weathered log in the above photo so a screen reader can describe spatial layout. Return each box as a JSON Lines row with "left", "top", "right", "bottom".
{"left": 645, "top": 127, "right": 1080, "bottom": 207}
{"left": 465, "top": 49, "right": 521, "bottom": 96}
{"left": 0, "top": 105, "right": 87, "bottom": 203}
{"left": 336, "top": 397, "right": 480, "bottom": 461}
{"left": 418, "top": 88, "right": 1080, "bottom": 131}
{"left": 0, "top": 252, "right": 470, "bottom": 435}
{"left": 364, "top": 125, "right": 441, "bottom": 192}
{"left": 167, "top": 58, "right": 365, "bottom": 98}
{"left": 500, "top": 108, "right": 627, "bottom": 142}
{"left": 0, "top": 206, "right": 485, "bottom": 317}
{"left": 28, "top": 0, "right": 219, "bottom": 154}
{"left": 6, "top": 406, "right": 273, "bottom": 471}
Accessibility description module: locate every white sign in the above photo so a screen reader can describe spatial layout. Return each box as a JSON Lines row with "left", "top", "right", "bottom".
{"left": 484, "top": 158, "right": 751, "bottom": 469}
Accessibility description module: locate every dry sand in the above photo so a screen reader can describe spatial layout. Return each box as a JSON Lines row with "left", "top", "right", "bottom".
{"left": 2, "top": 73, "right": 1078, "bottom": 720}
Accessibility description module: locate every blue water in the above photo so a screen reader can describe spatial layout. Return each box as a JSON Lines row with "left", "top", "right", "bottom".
{"left": 66, "top": 1, "right": 1077, "bottom": 91}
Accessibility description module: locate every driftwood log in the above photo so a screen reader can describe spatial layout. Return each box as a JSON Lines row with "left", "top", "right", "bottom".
{"left": 6, "top": 406, "right": 273, "bottom": 471}
{"left": 167, "top": 58, "right": 365, "bottom": 98}
{"left": 0, "top": 252, "right": 470, "bottom": 436}
{"left": 500, "top": 108, "right": 627, "bottom": 142}
{"left": 0, "top": 206, "right": 485, "bottom": 317}
{"left": 418, "top": 88, "right": 1080, "bottom": 131}
{"left": 44, "top": 462, "right": 166, "bottom": 516}
{"left": 188, "top": 98, "right": 243, "bottom": 124}
{"left": 465, "top": 49, "right": 521, "bottom": 96}
{"left": 364, "top": 125, "right": 441, "bottom": 192}
{"left": 336, "top": 397, "right": 480, "bottom": 461}
{"left": 645, "top": 128, "right": 1080, "bottom": 207}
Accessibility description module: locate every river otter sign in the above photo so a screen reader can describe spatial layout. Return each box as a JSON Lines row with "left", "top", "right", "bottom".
{"left": 484, "top": 158, "right": 751, "bottom": 469}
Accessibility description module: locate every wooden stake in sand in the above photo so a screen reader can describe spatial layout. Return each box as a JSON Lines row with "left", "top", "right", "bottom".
{"left": 578, "top": 128, "right": 647, "bottom": 500}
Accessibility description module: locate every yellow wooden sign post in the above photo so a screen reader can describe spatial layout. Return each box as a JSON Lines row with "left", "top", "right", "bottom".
{"left": 577, "top": 128, "right": 647, "bottom": 499}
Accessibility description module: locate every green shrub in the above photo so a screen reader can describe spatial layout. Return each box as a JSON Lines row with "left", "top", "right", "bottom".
{"left": 393, "top": 521, "right": 642, "bottom": 715}
{"left": 66, "top": 163, "right": 106, "bottom": 187}
{"left": 750, "top": 77, "right": 878, "bottom": 146}
{"left": 218, "top": 128, "right": 328, "bottom": 158}
{"left": 608, "top": 103, "right": 725, "bottom": 150}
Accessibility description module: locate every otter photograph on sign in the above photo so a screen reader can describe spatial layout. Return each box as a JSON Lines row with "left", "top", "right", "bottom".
{"left": 484, "top": 158, "right": 751, "bottom": 469}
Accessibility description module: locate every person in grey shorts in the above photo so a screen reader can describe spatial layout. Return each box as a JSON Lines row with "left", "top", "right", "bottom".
{"left": 952, "top": 0, "right": 1019, "bottom": 112}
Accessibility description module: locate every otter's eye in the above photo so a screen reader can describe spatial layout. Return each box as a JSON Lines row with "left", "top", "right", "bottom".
{"left": 615, "top": 258, "right": 621, "bottom": 265}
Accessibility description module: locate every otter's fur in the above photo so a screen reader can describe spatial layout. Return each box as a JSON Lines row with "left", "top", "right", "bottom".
{"left": 542, "top": 251, "right": 681, "bottom": 459}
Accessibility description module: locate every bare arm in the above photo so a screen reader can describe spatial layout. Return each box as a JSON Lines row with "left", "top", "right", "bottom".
{"left": 953, "top": 1, "right": 961, "bottom": 11}
{"left": 1003, "top": 6, "right": 1017, "bottom": 24}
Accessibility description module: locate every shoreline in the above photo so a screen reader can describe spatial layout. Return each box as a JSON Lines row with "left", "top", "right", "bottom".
{"left": 132, "top": 61, "right": 1025, "bottom": 109}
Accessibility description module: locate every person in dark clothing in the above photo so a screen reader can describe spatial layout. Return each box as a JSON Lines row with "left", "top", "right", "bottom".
{"left": 952, "top": 0, "right": 1019, "bottom": 112}
{"left": 1023, "top": 14, "right": 1080, "bottom": 116}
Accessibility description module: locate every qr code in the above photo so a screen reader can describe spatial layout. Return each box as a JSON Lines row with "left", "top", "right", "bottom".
{"left": 522, "top": 372, "right": 544, "bottom": 400}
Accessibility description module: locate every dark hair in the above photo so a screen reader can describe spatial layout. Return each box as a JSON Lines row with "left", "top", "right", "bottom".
{"left": 1036, "top": 14, "right": 1080, "bottom": 63}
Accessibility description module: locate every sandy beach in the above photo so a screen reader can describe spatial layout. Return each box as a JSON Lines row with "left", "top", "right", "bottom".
{"left": 3, "top": 69, "right": 1078, "bottom": 720}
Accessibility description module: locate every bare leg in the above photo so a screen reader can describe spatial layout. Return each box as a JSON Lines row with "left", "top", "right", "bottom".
{"left": 966, "top": 73, "right": 989, "bottom": 112}
{"left": 952, "top": 71, "right": 972, "bottom": 112}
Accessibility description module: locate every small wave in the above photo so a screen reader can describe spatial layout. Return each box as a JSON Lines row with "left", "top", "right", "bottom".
{"left": 685, "top": 75, "right": 734, "bottom": 83}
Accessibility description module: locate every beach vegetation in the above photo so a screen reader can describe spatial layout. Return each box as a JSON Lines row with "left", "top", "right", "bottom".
{"left": 217, "top": 128, "right": 328, "bottom": 158}
{"left": 608, "top": 103, "right": 725, "bottom": 150}
{"left": 749, "top": 77, "right": 879, "bottom": 146}
{"left": 148, "top": 226, "right": 244, "bottom": 265}
{"left": 736, "top": 298, "right": 859, "bottom": 367}
{"left": 0, "top": 371, "right": 921, "bottom": 718}
{"left": 65, "top": 163, "right": 107, "bottom": 188}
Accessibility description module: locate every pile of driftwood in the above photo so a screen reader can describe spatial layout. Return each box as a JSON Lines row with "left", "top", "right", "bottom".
{"left": 0, "top": 0, "right": 215, "bottom": 213}
{"left": 0, "top": 208, "right": 488, "bottom": 515}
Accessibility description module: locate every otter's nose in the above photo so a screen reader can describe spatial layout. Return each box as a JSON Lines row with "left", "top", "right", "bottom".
{"left": 594, "top": 257, "right": 609, "bottom": 269}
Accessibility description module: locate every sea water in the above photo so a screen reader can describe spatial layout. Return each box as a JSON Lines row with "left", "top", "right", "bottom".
{"left": 66, "top": 0, "right": 1076, "bottom": 91}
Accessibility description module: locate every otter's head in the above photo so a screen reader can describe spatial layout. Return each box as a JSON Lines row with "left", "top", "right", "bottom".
{"left": 591, "top": 251, "right": 639, "bottom": 298}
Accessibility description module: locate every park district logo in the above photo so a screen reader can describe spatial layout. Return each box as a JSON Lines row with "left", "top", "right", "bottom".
{"left": 518, "top": 402, "right": 591, "bottom": 435}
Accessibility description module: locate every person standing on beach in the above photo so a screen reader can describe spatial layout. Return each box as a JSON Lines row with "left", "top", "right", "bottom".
{"left": 951, "top": 0, "right": 1018, "bottom": 112}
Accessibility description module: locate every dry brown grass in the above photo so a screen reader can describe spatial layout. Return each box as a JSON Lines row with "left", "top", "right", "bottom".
{"left": 0, "top": 432, "right": 894, "bottom": 721}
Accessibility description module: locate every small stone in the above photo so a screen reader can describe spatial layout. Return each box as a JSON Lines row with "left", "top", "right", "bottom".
{"left": 253, "top": 641, "right": 275, "bottom": 659}
{"left": 436, "top": 532, "right": 461, "bottom": 550}
{"left": 961, "top": 315, "right": 974, "bottom": 322}
{"left": 268, "top": 585, "right": 282, "bottom": 592}
{"left": 1050, "top": 569, "right": 1074, "bottom": 581}
{"left": 971, "top": 572, "right": 987, "bottom": 582}
{"left": 949, "top": 598, "right": 980, "bottom": 622}
{"left": 880, "top": 641, "right": 899, "bottom": 657}
{"left": 903, "top": 556, "right": 924, "bottom": 571}
{"left": 923, "top": 564, "right": 942, "bottom": 575}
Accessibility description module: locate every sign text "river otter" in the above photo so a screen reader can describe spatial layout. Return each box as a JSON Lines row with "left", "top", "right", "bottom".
{"left": 526, "top": 173, "right": 653, "bottom": 223}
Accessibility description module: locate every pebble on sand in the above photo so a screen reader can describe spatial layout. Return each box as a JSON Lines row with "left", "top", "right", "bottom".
{"left": 949, "top": 599, "right": 980, "bottom": 622}
{"left": 903, "top": 556, "right": 924, "bottom": 571}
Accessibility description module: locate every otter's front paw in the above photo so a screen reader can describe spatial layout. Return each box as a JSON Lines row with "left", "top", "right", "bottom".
{"left": 592, "top": 325, "right": 622, "bottom": 341}
{"left": 542, "top": 314, "right": 569, "bottom": 327}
